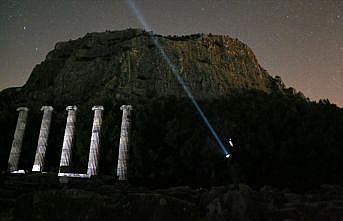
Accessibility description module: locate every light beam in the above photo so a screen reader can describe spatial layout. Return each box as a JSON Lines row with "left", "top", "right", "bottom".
{"left": 126, "top": 0, "right": 229, "bottom": 156}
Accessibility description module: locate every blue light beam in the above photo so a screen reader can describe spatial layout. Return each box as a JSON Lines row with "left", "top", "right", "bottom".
{"left": 127, "top": 0, "right": 229, "bottom": 156}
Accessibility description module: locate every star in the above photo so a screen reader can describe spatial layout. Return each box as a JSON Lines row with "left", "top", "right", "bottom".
{"left": 280, "top": 15, "right": 290, "bottom": 21}
{"left": 23, "top": 26, "right": 26, "bottom": 30}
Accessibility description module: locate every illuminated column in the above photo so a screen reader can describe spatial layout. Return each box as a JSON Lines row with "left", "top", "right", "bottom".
{"left": 8, "top": 107, "right": 29, "bottom": 172}
{"left": 116, "top": 105, "right": 133, "bottom": 181}
{"left": 86, "top": 106, "right": 104, "bottom": 176}
{"left": 59, "top": 106, "right": 77, "bottom": 173}
{"left": 32, "top": 106, "right": 53, "bottom": 172}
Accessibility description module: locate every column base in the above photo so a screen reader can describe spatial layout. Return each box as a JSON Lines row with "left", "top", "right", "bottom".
{"left": 58, "top": 173, "right": 90, "bottom": 178}
{"left": 32, "top": 165, "right": 42, "bottom": 172}
{"left": 10, "top": 170, "right": 26, "bottom": 174}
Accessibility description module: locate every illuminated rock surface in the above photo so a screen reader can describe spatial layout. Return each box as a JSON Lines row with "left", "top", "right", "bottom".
{"left": 19, "top": 29, "right": 283, "bottom": 104}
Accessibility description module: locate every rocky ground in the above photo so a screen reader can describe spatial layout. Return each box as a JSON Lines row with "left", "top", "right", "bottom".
{"left": 0, "top": 174, "right": 343, "bottom": 221}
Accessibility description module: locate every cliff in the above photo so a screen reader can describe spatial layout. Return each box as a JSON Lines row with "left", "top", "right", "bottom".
{"left": 0, "top": 29, "right": 342, "bottom": 192}
{"left": 18, "top": 28, "right": 281, "bottom": 104}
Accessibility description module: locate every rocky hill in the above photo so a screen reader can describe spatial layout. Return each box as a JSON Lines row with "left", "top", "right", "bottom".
{"left": 14, "top": 28, "right": 281, "bottom": 104}
{"left": 0, "top": 29, "right": 342, "bottom": 192}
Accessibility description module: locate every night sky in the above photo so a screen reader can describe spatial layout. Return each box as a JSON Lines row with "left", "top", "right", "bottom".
{"left": 0, "top": 0, "right": 342, "bottom": 106}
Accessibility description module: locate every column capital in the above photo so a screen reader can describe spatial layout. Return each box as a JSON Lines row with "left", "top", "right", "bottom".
{"left": 66, "top": 106, "right": 77, "bottom": 111}
{"left": 92, "top": 106, "right": 104, "bottom": 111}
{"left": 120, "top": 105, "right": 133, "bottom": 111}
{"left": 16, "top": 107, "right": 29, "bottom": 112}
{"left": 41, "top": 106, "right": 54, "bottom": 112}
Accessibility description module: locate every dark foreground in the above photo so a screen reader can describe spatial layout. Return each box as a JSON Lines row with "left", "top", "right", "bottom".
{"left": 0, "top": 174, "right": 343, "bottom": 221}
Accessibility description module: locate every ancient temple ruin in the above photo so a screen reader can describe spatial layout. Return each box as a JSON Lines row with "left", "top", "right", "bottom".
{"left": 86, "top": 106, "right": 104, "bottom": 176}
{"left": 58, "top": 106, "right": 78, "bottom": 175}
{"left": 8, "top": 107, "right": 29, "bottom": 173}
{"left": 6, "top": 105, "right": 133, "bottom": 182}
{"left": 116, "top": 105, "right": 133, "bottom": 182}
{"left": 32, "top": 106, "right": 53, "bottom": 172}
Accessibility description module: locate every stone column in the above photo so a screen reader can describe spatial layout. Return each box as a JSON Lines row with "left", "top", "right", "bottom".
{"left": 32, "top": 106, "right": 53, "bottom": 172}
{"left": 8, "top": 107, "right": 29, "bottom": 172}
{"left": 59, "top": 106, "right": 77, "bottom": 173}
{"left": 116, "top": 105, "right": 133, "bottom": 181}
{"left": 86, "top": 106, "right": 104, "bottom": 176}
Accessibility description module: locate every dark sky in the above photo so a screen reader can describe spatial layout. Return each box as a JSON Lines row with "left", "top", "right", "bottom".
{"left": 0, "top": 0, "right": 342, "bottom": 106}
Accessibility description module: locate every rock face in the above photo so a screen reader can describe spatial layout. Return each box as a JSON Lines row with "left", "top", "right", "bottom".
{"left": 20, "top": 29, "right": 277, "bottom": 104}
